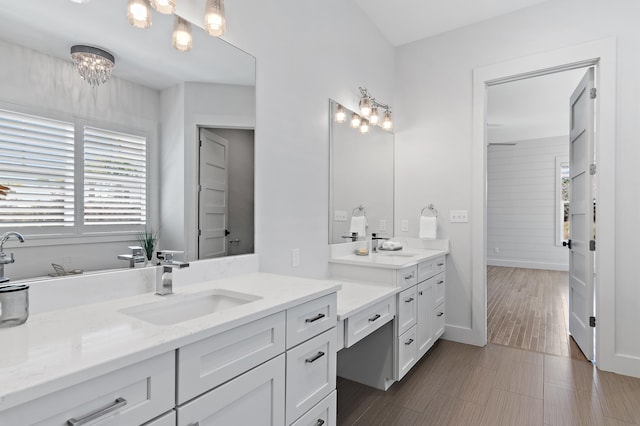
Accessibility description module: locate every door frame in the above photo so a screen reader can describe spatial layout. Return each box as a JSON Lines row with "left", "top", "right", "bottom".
{"left": 470, "top": 38, "right": 619, "bottom": 372}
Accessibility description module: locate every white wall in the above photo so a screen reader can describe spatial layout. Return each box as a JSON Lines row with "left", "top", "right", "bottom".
{"left": 487, "top": 137, "right": 569, "bottom": 271}
{"left": 0, "top": 39, "right": 160, "bottom": 279}
{"left": 395, "top": 0, "right": 640, "bottom": 371}
{"left": 223, "top": 0, "right": 395, "bottom": 277}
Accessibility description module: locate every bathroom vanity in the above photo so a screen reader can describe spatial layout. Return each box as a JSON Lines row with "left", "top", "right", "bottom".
{"left": 0, "top": 255, "right": 340, "bottom": 426}
{"left": 329, "top": 239, "right": 449, "bottom": 390}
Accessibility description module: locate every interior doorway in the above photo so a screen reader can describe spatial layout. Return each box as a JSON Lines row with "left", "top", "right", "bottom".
{"left": 485, "top": 66, "right": 596, "bottom": 361}
{"left": 198, "top": 127, "right": 255, "bottom": 259}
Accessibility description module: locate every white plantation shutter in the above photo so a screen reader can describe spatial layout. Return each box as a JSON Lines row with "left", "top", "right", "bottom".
{"left": 0, "top": 109, "right": 75, "bottom": 227}
{"left": 83, "top": 126, "right": 147, "bottom": 225}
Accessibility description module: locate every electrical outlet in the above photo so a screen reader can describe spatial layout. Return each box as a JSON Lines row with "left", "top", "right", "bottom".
{"left": 334, "top": 210, "right": 348, "bottom": 221}
{"left": 291, "top": 248, "right": 300, "bottom": 267}
{"left": 379, "top": 219, "right": 386, "bottom": 231}
{"left": 401, "top": 220, "right": 409, "bottom": 232}
{"left": 450, "top": 210, "right": 469, "bottom": 223}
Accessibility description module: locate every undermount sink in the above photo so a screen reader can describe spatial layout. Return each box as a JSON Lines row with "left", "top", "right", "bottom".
{"left": 376, "top": 251, "right": 418, "bottom": 258}
{"left": 119, "top": 289, "right": 262, "bottom": 325}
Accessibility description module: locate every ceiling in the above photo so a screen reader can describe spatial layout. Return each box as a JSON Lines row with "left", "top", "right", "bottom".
{"left": 0, "top": 0, "right": 255, "bottom": 90}
{"left": 487, "top": 68, "right": 588, "bottom": 144}
{"left": 353, "top": 0, "right": 552, "bottom": 46}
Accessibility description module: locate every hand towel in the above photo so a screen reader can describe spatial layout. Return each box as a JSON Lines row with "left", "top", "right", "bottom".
{"left": 419, "top": 216, "right": 437, "bottom": 239}
{"left": 381, "top": 241, "right": 403, "bottom": 250}
{"left": 349, "top": 216, "right": 368, "bottom": 238}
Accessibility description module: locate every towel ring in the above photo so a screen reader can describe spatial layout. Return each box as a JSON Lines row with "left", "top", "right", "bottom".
{"left": 420, "top": 204, "right": 438, "bottom": 218}
{"left": 352, "top": 205, "right": 366, "bottom": 217}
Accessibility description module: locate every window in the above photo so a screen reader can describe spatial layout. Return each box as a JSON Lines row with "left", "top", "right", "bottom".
{"left": 0, "top": 108, "right": 147, "bottom": 236}
{"left": 556, "top": 156, "right": 569, "bottom": 245}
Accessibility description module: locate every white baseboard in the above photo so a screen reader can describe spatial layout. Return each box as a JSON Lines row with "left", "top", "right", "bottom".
{"left": 487, "top": 258, "right": 569, "bottom": 271}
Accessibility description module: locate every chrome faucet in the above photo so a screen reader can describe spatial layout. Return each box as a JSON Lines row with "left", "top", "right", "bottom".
{"left": 0, "top": 231, "right": 25, "bottom": 283}
{"left": 370, "top": 233, "right": 389, "bottom": 253}
{"left": 117, "top": 246, "right": 146, "bottom": 268}
{"left": 155, "top": 250, "right": 190, "bottom": 295}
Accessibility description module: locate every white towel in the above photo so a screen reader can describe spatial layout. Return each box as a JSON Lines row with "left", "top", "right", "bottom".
{"left": 419, "top": 216, "right": 437, "bottom": 239}
{"left": 349, "top": 216, "right": 368, "bottom": 238}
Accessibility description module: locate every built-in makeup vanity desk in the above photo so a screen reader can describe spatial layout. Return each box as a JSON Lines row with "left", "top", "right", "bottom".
{"left": 0, "top": 255, "right": 341, "bottom": 426}
{"left": 329, "top": 239, "right": 449, "bottom": 390}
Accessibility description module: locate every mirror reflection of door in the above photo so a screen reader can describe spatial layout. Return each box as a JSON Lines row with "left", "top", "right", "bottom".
{"left": 198, "top": 128, "right": 254, "bottom": 259}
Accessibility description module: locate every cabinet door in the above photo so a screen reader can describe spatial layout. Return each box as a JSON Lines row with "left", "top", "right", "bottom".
{"left": 396, "top": 325, "right": 417, "bottom": 380}
{"left": 397, "top": 286, "right": 417, "bottom": 335}
{"left": 176, "top": 354, "right": 285, "bottom": 426}
{"left": 417, "top": 280, "right": 434, "bottom": 358}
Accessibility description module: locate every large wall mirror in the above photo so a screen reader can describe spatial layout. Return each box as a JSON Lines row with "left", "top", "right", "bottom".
{"left": 0, "top": 0, "right": 255, "bottom": 281}
{"left": 329, "top": 99, "right": 394, "bottom": 244}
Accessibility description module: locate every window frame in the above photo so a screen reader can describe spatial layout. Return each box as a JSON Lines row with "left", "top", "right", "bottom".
{"left": 0, "top": 102, "right": 157, "bottom": 246}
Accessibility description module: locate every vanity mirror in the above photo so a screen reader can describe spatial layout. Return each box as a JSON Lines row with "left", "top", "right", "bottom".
{"left": 329, "top": 99, "right": 394, "bottom": 244}
{"left": 0, "top": 0, "right": 256, "bottom": 281}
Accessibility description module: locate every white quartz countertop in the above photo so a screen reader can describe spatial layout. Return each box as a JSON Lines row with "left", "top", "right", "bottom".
{"left": 336, "top": 281, "right": 401, "bottom": 321}
{"left": 329, "top": 248, "right": 448, "bottom": 269}
{"left": 0, "top": 273, "right": 340, "bottom": 411}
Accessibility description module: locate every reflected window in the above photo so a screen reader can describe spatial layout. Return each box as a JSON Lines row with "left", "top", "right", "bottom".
{"left": 556, "top": 157, "right": 570, "bottom": 245}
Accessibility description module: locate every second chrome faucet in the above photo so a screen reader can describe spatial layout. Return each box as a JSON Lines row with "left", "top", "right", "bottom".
{"left": 155, "top": 250, "right": 190, "bottom": 295}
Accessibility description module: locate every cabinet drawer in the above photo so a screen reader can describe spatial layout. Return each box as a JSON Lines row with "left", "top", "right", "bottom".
{"left": 0, "top": 352, "right": 175, "bottom": 426}
{"left": 177, "top": 311, "right": 286, "bottom": 404}
{"left": 177, "top": 354, "right": 285, "bottom": 426}
{"left": 396, "top": 265, "right": 417, "bottom": 288}
{"left": 345, "top": 296, "right": 395, "bottom": 348}
{"left": 287, "top": 293, "right": 337, "bottom": 349}
{"left": 143, "top": 410, "right": 176, "bottom": 426}
{"left": 397, "top": 325, "right": 417, "bottom": 380}
{"left": 433, "top": 302, "right": 445, "bottom": 340}
{"left": 286, "top": 328, "right": 337, "bottom": 425}
{"left": 433, "top": 272, "right": 445, "bottom": 307}
{"left": 417, "top": 256, "right": 445, "bottom": 282}
{"left": 290, "top": 390, "right": 337, "bottom": 426}
{"left": 397, "top": 286, "right": 417, "bottom": 335}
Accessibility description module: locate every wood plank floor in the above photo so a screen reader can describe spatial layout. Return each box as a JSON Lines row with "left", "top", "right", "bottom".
{"left": 337, "top": 340, "right": 640, "bottom": 425}
{"left": 487, "top": 266, "right": 585, "bottom": 360}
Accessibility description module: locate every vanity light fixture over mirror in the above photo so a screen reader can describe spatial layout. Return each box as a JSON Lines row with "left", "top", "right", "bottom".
{"left": 329, "top": 99, "right": 394, "bottom": 244}
{"left": 0, "top": 0, "right": 255, "bottom": 281}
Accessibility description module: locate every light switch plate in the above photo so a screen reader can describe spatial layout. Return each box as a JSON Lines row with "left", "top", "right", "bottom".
{"left": 291, "top": 248, "right": 300, "bottom": 267}
{"left": 334, "top": 210, "right": 348, "bottom": 221}
{"left": 401, "top": 220, "right": 409, "bottom": 232}
{"left": 379, "top": 219, "right": 387, "bottom": 231}
{"left": 450, "top": 210, "right": 469, "bottom": 223}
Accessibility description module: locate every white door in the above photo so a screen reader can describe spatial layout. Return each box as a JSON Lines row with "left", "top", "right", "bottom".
{"left": 566, "top": 68, "right": 596, "bottom": 360}
{"left": 199, "top": 129, "right": 229, "bottom": 259}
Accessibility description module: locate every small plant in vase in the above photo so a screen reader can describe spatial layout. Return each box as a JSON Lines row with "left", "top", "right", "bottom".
{"left": 138, "top": 229, "right": 158, "bottom": 266}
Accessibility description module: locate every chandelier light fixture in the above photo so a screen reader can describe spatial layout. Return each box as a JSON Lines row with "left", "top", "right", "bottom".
{"left": 204, "top": 0, "right": 226, "bottom": 37}
{"left": 172, "top": 16, "right": 193, "bottom": 51}
{"left": 70, "top": 45, "right": 115, "bottom": 88}
{"left": 335, "top": 86, "right": 393, "bottom": 134}
{"left": 150, "top": 0, "right": 175, "bottom": 14}
{"left": 127, "top": 0, "right": 152, "bottom": 29}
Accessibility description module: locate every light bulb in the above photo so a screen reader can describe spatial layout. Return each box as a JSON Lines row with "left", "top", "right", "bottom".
{"left": 350, "top": 113, "right": 361, "bottom": 128}
{"left": 382, "top": 110, "right": 393, "bottom": 130}
{"left": 204, "top": 0, "right": 226, "bottom": 36}
{"left": 360, "top": 119, "right": 370, "bottom": 134}
{"left": 150, "top": 0, "right": 175, "bottom": 14}
{"left": 127, "top": 0, "right": 152, "bottom": 29}
{"left": 359, "top": 96, "right": 371, "bottom": 117}
{"left": 369, "top": 107, "right": 379, "bottom": 125}
{"left": 172, "top": 16, "right": 193, "bottom": 51}
{"left": 335, "top": 104, "right": 346, "bottom": 123}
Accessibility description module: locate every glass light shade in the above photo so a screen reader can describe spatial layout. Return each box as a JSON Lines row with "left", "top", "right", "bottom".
{"left": 204, "top": 0, "right": 226, "bottom": 36}
{"left": 369, "top": 106, "right": 379, "bottom": 125}
{"left": 359, "top": 96, "right": 371, "bottom": 117}
{"left": 127, "top": 0, "right": 152, "bottom": 29}
{"left": 335, "top": 105, "right": 346, "bottom": 123}
{"left": 382, "top": 110, "right": 393, "bottom": 130}
{"left": 360, "top": 119, "right": 370, "bottom": 134}
{"left": 350, "top": 113, "right": 361, "bottom": 128}
{"left": 172, "top": 16, "right": 193, "bottom": 51}
{"left": 70, "top": 45, "right": 115, "bottom": 87}
{"left": 150, "top": 0, "right": 175, "bottom": 14}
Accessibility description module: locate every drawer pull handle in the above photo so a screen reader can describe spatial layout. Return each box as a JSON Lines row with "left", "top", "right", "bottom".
{"left": 67, "top": 397, "right": 127, "bottom": 426}
{"left": 405, "top": 273, "right": 414, "bottom": 280}
{"left": 437, "top": 312, "right": 444, "bottom": 317}
{"left": 419, "top": 291, "right": 423, "bottom": 296}
{"left": 437, "top": 263, "right": 445, "bottom": 267}
{"left": 305, "top": 313, "right": 326, "bottom": 323}
{"left": 405, "top": 297, "right": 414, "bottom": 303}
{"left": 405, "top": 338, "right": 414, "bottom": 345}
{"left": 305, "top": 351, "right": 325, "bottom": 363}
{"left": 437, "top": 280, "right": 444, "bottom": 285}
{"left": 315, "top": 420, "right": 326, "bottom": 426}
{"left": 369, "top": 314, "right": 381, "bottom": 322}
